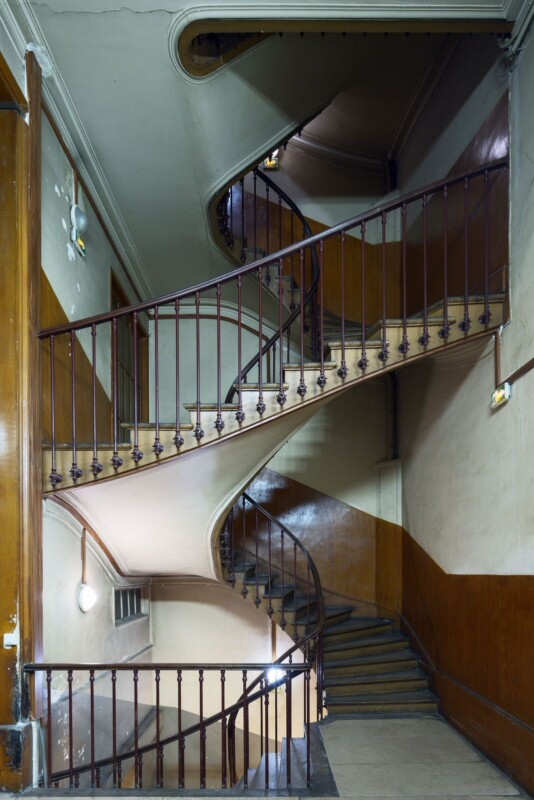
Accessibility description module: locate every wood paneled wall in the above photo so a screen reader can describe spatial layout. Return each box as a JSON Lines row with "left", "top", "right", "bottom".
{"left": 248, "top": 468, "right": 403, "bottom": 615}
{"left": 0, "top": 53, "right": 42, "bottom": 790}
{"left": 405, "top": 94, "right": 509, "bottom": 316}
{"left": 41, "top": 271, "right": 112, "bottom": 445}
{"left": 402, "top": 531, "right": 534, "bottom": 796}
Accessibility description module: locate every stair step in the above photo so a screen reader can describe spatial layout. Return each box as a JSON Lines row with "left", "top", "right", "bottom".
{"left": 298, "top": 605, "right": 354, "bottom": 627}
{"left": 324, "top": 632, "right": 409, "bottom": 659}
{"left": 234, "top": 383, "right": 289, "bottom": 391}
{"left": 120, "top": 422, "right": 194, "bottom": 431}
{"left": 324, "top": 650, "right": 420, "bottom": 676}
{"left": 283, "top": 361, "right": 337, "bottom": 371}
{"left": 324, "top": 617, "right": 394, "bottom": 642}
{"left": 326, "top": 689, "right": 438, "bottom": 714}
{"left": 366, "top": 316, "right": 455, "bottom": 339}
{"left": 326, "top": 338, "right": 383, "bottom": 350}
{"left": 324, "top": 670, "right": 427, "bottom": 696}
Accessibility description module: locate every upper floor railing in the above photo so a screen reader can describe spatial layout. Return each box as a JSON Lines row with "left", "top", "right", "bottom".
{"left": 39, "top": 157, "right": 508, "bottom": 490}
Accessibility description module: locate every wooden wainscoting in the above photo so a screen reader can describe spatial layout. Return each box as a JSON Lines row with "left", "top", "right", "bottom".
{"left": 248, "top": 468, "right": 403, "bottom": 615}
{"left": 402, "top": 531, "right": 534, "bottom": 796}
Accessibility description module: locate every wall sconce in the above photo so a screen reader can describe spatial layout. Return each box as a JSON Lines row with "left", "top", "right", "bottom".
{"left": 70, "top": 203, "right": 88, "bottom": 258}
{"left": 78, "top": 528, "right": 97, "bottom": 613}
{"left": 263, "top": 149, "right": 279, "bottom": 170}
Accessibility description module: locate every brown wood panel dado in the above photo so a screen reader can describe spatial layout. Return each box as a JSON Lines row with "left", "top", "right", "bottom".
{"left": 239, "top": 190, "right": 402, "bottom": 326}
{"left": 41, "top": 270, "right": 112, "bottom": 444}
{"left": 402, "top": 531, "right": 534, "bottom": 796}
{"left": 248, "top": 468, "right": 403, "bottom": 615}
{"left": 0, "top": 52, "right": 42, "bottom": 790}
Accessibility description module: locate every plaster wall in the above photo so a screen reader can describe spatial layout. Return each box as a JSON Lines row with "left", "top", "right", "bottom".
{"left": 268, "top": 379, "right": 392, "bottom": 521}
{"left": 150, "top": 580, "right": 306, "bottom": 737}
{"left": 397, "top": 34, "right": 534, "bottom": 575}
{"left": 41, "top": 115, "right": 136, "bottom": 395}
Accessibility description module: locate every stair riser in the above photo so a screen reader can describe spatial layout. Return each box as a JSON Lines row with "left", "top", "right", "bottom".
{"left": 324, "top": 640, "right": 409, "bottom": 660}
{"left": 324, "top": 624, "right": 394, "bottom": 643}
{"left": 325, "top": 678, "right": 427, "bottom": 697}
{"left": 327, "top": 701, "right": 438, "bottom": 714}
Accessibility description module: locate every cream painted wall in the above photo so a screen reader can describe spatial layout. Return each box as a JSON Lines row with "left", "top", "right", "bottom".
{"left": 41, "top": 115, "right": 137, "bottom": 395}
{"left": 268, "top": 379, "right": 390, "bottom": 520}
{"left": 397, "top": 33, "right": 534, "bottom": 575}
{"left": 151, "top": 580, "right": 307, "bottom": 737}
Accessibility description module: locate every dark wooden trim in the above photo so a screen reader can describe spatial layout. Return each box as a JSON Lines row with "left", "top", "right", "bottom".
{"left": 0, "top": 52, "right": 27, "bottom": 110}
{"left": 42, "top": 105, "right": 143, "bottom": 304}
{"left": 177, "top": 20, "right": 513, "bottom": 77}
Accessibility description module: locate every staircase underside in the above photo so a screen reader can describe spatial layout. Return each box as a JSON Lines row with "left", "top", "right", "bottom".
{"left": 44, "top": 295, "right": 504, "bottom": 579}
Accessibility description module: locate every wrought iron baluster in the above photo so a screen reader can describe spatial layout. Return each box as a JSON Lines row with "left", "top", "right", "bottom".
{"left": 215, "top": 284, "right": 224, "bottom": 432}
{"left": 111, "top": 319, "right": 123, "bottom": 469}
{"left": 398, "top": 205, "right": 409, "bottom": 355}
{"left": 69, "top": 331, "right": 82, "bottom": 481}
{"left": 194, "top": 292, "right": 204, "bottom": 441}
{"left": 174, "top": 298, "right": 184, "bottom": 447}
{"left": 90, "top": 325, "right": 103, "bottom": 476}
{"left": 418, "top": 196, "right": 430, "bottom": 347}
{"left": 459, "top": 178, "right": 471, "bottom": 332}
{"left": 358, "top": 222, "right": 368, "bottom": 371}
{"left": 439, "top": 187, "right": 450, "bottom": 340}
{"left": 338, "top": 232, "right": 348, "bottom": 378}
{"left": 297, "top": 249, "right": 307, "bottom": 397}
{"left": 131, "top": 314, "right": 143, "bottom": 463}
{"left": 378, "top": 212, "right": 389, "bottom": 363}
{"left": 257, "top": 266, "right": 266, "bottom": 414}
{"left": 479, "top": 170, "right": 491, "bottom": 326}
{"left": 153, "top": 306, "right": 164, "bottom": 454}
{"left": 317, "top": 240, "right": 326, "bottom": 388}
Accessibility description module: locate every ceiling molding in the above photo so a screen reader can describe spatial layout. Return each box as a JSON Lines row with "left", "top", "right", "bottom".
{"left": 287, "top": 133, "right": 386, "bottom": 175}
{"left": 4, "top": 0, "right": 155, "bottom": 301}
{"left": 506, "top": 0, "right": 534, "bottom": 48}
{"left": 388, "top": 35, "right": 463, "bottom": 160}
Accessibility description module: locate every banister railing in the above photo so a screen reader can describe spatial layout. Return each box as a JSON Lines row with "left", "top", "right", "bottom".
{"left": 39, "top": 156, "right": 508, "bottom": 490}
{"left": 221, "top": 492, "right": 325, "bottom": 787}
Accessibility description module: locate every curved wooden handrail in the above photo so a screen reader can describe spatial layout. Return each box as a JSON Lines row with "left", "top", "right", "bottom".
{"left": 38, "top": 157, "right": 508, "bottom": 339}
{"left": 224, "top": 168, "right": 320, "bottom": 403}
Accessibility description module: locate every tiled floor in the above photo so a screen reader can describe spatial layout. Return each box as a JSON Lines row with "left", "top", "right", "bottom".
{"left": 317, "top": 716, "right": 526, "bottom": 799}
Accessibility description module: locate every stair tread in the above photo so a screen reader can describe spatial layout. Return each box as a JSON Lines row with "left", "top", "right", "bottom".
{"left": 324, "top": 669, "right": 424, "bottom": 686}
{"left": 324, "top": 618, "right": 393, "bottom": 636}
{"left": 324, "top": 632, "right": 408, "bottom": 652}
{"left": 120, "top": 422, "right": 194, "bottom": 430}
{"left": 325, "top": 650, "right": 418, "bottom": 668}
{"left": 234, "top": 383, "right": 289, "bottom": 390}
{"left": 327, "top": 689, "right": 436, "bottom": 705}
{"left": 283, "top": 361, "right": 337, "bottom": 370}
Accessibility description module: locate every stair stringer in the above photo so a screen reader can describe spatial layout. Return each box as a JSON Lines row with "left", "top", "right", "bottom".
{"left": 58, "top": 399, "right": 326, "bottom": 580}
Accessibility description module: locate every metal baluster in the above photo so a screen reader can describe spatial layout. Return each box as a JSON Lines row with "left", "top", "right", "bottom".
{"left": 229, "top": 186, "right": 233, "bottom": 245}
{"left": 280, "top": 530, "right": 286, "bottom": 630}
{"left": 240, "top": 178, "right": 246, "bottom": 263}
{"left": 241, "top": 495, "right": 248, "bottom": 598}
{"left": 297, "top": 249, "right": 307, "bottom": 397}
{"left": 46, "top": 669, "right": 53, "bottom": 785}
{"left": 293, "top": 542, "right": 298, "bottom": 641}
{"left": 358, "top": 223, "right": 368, "bottom": 370}
{"left": 178, "top": 669, "right": 184, "bottom": 789}
{"left": 194, "top": 292, "right": 204, "bottom": 440}
{"left": 459, "top": 178, "right": 471, "bottom": 332}
{"left": 243, "top": 670, "right": 249, "bottom": 787}
{"left": 111, "top": 319, "right": 123, "bottom": 468}
{"left": 117, "top": 760, "right": 122, "bottom": 789}
{"left": 174, "top": 299, "right": 184, "bottom": 447}
{"left": 277, "top": 259, "right": 287, "bottom": 406}
{"left": 47, "top": 340, "right": 61, "bottom": 486}
{"left": 305, "top": 669, "right": 311, "bottom": 787}
{"left": 254, "top": 506, "right": 260, "bottom": 607}
{"left": 257, "top": 266, "right": 266, "bottom": 414}
{"left": 153, "top": 307, "right": 164, "bottom": 454}
{"left": 112, "top": 669, "right": 117, "bottom": 787}
{"left": 264, "top": 676, "right": 270, "bottom": 790}
{"left": 215, "top": 284, "right": 225, "bottom": 432}
{"left": 68, "top": 669, "right": 73, "bottom": 787}
{"left": 69, "top": 331, "right": 82, "bottom": 480}
{"left": 278, "top": 194, "right": 282, "bottom": 252}
{"left": 479, "top": 170, "right": 491, "bottom": 325}
{"left": 253, "top": 170, "right": 257, "bottom": 259}
{"left": 275, "top": 671, "right": 278, "bottom": 758}
{"left": 199, "top": 669, "right": 206, "bottom": 789}
{"left": 266, "top": 184, "right": 270, "bottom": 261}
{"left": 439, "top": 188, "right": 450, "bottom": 340}
{"left": 138, "top": 753, "right": 143, "bottom": 789}
{"left": 378, "top": 212, "right": 389, "bottom": 362}
{"left": 90, "top": 669, "right": 95, "bottom": 788}
{"left": 155, "top": 669, "right": 162, "bottom": 787}
{"left": 306, "top": 563, "right": 311, "bottom": 658}
{"left": 286, "top": 672, "right": 292, "bottom": 788}
{"left": 267, "top": 519, "right": 273, "bottom": 618}
{"left": 316, "top": 631, "right": 323, "bottom": 720}
{"left": 290, "top": 210, "right": 296, "bottom": 311}
{"left": 317, "top": 241, "right": 326, "bottom": 388}
{"left": 221, "top": 670, "right": 227, "bottom": 789}
{"left": 419, "top": 196, "right": 430, "bottom": 347}
{"left": 134, "top": 669, "right": 139, "bottom": 788}
{"left": 131, "top": 314, "right": 143, "bottom": 462}
{"left": 398, "top": 205, "right": 409, "bottom": 354}
{"left": 337, "top": 232, "right": 348, "bottom": 378}
{"left": 90, "top": 325, "right": 103, "bottom": 476}
{"left": 235, "top": 277, "right": 245, "bottom": 423}
{"left": 96, "top": 767, "right": 101, "bottom": 789}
